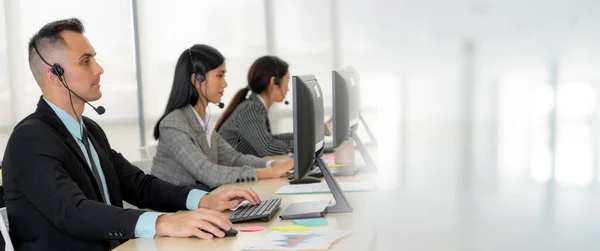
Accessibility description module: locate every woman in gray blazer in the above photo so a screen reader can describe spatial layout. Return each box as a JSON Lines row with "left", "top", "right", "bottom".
{"left": 151, "top": 45, "right": 294, "bottom": 191}
{"left": 215, "top": 56, "right": 293, "bottom": 157}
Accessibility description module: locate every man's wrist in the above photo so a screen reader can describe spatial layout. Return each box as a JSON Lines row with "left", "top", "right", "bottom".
{"left": 155, "top": 214, "right": 170, "bottom": 237}
{"left": 199, "top": 194, "right": 212, "bottom": 209}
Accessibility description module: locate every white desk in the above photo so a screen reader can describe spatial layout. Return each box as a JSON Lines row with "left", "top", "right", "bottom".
{"left": 114, "top": 172, "right": 378, "bottom": 251}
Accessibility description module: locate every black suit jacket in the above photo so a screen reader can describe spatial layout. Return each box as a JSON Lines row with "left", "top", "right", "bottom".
{"left": 1, "top": 97, "right": 193, "bottom": 251}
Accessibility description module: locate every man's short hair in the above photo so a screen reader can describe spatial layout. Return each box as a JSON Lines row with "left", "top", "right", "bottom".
{"left": 28, "top": 18, "right": 85, "bottom": 67}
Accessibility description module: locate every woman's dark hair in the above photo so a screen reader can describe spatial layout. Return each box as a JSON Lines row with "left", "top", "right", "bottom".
{"left": 153, "top": 44, "right": 224, "bottom": 140}
{"left": 215, "top": 55, "right": 288, "bottom": 131}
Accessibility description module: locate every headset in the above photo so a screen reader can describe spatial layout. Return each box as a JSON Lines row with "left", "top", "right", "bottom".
{"left": 271, "top": 56, "right": 289, "bottom": 105}
{"left": 188, "top": 47, "right": 224, "bottom": 132}
{"left": 188, "top": 47, "right": 225, "bottom": 109}
{"left": 33, "top": 43, "right": 106, "bottom": 116}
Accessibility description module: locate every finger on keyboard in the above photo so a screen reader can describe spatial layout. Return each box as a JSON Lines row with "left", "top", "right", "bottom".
{"left": 229, "top": 200, "right": 250, "bottom": 211}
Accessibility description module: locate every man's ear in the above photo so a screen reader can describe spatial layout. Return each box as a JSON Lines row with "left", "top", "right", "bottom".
{"left": 45, "top": 69, "right": 63, "bottom": 87}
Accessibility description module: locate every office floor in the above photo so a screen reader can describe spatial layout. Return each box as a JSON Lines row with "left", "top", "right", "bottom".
{"left": 372, "top": 121, "right": 600, "bottom": 251}
{"left": 373, "top": 185, "right": 600, "bottom": 251}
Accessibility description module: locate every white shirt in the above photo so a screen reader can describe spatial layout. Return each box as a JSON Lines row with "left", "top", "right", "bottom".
{"left": 191, "top": 104, "right": 276, "bottom": 167}
{"left": 190, "top": 105, "right": 216, "bottom": 148}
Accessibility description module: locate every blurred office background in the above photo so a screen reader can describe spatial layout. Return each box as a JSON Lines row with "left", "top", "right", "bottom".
{"left": 2, "top": 0, "right": 600, "bottom": 249}
{"left": 2, "top": 0, "right": 600, "bottom": 188}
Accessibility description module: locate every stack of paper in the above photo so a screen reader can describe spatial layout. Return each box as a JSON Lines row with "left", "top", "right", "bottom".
{"left": 243, "top": 230, "right": 352, "bottom": 250}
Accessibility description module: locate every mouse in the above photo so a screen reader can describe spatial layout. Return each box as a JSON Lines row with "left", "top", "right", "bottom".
{"left": 201, "top": 226, "right": 238, "bottom": 238}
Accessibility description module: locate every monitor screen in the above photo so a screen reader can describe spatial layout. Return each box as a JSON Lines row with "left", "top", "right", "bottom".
{"left": 292, "top": 75, "right": 325, "bottom": 180}
{"left": 332, "top": 67, "right": 360, "bottom": 147}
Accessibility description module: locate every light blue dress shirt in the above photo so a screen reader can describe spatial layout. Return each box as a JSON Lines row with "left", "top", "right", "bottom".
{"left": 43, "top": 98, "right": 207, "bottom": 238}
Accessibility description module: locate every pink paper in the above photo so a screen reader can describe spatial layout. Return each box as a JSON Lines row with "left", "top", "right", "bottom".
{"left": 239, "top": 226, "right": 266, "bottom": 232}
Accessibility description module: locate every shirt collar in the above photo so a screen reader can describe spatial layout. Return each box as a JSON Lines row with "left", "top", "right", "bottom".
{"left": 256, "top": 94, "right": 268, "bottom": 110}
{"left": 190, "top": 105, "right": 206, "bottom": 128}
{"left": 43, "top": 97, "right": 84, "bottom": 140}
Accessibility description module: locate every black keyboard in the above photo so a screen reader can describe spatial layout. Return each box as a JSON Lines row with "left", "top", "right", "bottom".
{"left": 229, "top": 198, "right": 282, "bottom": 223}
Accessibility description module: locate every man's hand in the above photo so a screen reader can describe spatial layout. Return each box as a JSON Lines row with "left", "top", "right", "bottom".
{"left": 155, "top": 208, "right": 231, "bottom": 239}
{"left": 199, "top": 188, "right": 260, "bottom": 211}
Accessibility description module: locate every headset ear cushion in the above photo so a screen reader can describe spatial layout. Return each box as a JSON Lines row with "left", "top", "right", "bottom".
{"left": 51, "top": 64, "right": 64, "bottom": 76}
{"left": 195, "top": 73, "right": 205, "bottom": 84}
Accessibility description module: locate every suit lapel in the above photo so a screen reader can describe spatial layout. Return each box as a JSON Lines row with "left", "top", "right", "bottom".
{"left": 63, "top": 137, "right": 104, "bottom": 200}
{"left": 88, "top": 135, "right": 121, "bottom": 206}
{"left": 183, "top": 106, "right": 211, "bottom": 154}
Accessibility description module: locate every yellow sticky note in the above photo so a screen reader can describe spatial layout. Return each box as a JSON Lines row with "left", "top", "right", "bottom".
{"left": 270, "top": 225, "right": 311, "bottom": 232}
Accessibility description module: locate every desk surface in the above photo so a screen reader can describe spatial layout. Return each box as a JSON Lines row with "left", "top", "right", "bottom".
{"left": 114, "top": 171, "right": 377, "bottom": 251}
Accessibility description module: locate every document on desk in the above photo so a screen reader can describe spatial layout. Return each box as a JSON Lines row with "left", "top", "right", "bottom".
{"left": 243, "top": 230, "right": 352, "bottom": 250}
{"left": 276, "top": 181, "right": 375, "bottom": 194}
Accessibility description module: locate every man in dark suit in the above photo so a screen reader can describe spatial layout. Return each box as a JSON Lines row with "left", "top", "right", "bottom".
{"left": 1, "top": 18, "right": 261, "bottom": 251}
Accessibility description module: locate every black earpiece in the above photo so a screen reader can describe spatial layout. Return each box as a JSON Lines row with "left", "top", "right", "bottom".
{"left": 274, "top": 73, "right": 281, "bottom": 85}
{"left": 189, "top": 48, "right": 206, "bottom": 85}
{"left": 51, "top": 63, "right": 64, "bottom": 76}
{"left": 194, "top": 72, "right": 205, "bottom": 84}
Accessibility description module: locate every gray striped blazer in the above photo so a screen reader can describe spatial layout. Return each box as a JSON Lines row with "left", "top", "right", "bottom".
{"left": 150, "top": 105, "right": 268, "bottom": 190}
{"left": 218, "top": 93, "right": 294, "bottom": 157}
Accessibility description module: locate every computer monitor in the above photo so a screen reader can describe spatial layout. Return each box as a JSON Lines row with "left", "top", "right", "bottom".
{"left": 291, "top": 75, "right": 325, "bottom": 184}
{"left": 331, "top": 67, "right": 378, "bottom": 170}
{"left": 286, "top": 75, "right": 352, "bottom": 214}
{"left": 332, "top": 68, "right": 358, "bottom": 148}
{"left": 342, "top": 66, "right": 377, "bottom": 146}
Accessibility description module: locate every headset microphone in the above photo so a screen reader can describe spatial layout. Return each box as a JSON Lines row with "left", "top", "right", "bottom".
{"left": 59, "top": 80, "right": 106, "bottom": 115}
{"left": 217, "top": 102, "right": 225, "bottom": 109}
{"left": 278, "top": 89, "right": 289, "bottom": 105}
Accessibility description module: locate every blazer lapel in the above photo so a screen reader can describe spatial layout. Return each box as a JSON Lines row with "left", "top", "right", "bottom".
{"left": 183, "top": 106, "right": 211, "bottom": 154}
{"left": 63, "top": 137, "right": 104, "bottom": 200}
{"left": 89, "top": 135, "right": 121, "bottom": 205}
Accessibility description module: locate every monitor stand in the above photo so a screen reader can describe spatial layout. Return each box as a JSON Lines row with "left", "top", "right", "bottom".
{"left": 289, "top": 165, "right": 322, "bottom": 184}
{"left": 289, "top": 176, "right": 321, "bottom": 184}
{"left": 315, "top": 156, "right": 353, "bottom": 213}
{"left": 359, "top": 112, "right": 378, "bottom": 147}
{"left": 280, "top": 154, "right": 353, "bottom": 220}
{"left": 350, "top": 128, "right": 378, "bottom": 171}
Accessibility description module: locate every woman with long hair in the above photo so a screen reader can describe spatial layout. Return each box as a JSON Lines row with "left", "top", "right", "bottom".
{"left": 215, "top": 56, "right": 293, "bottom": 157}
{"left": 151, "top": 45, "right": 293, "bottom": 191}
